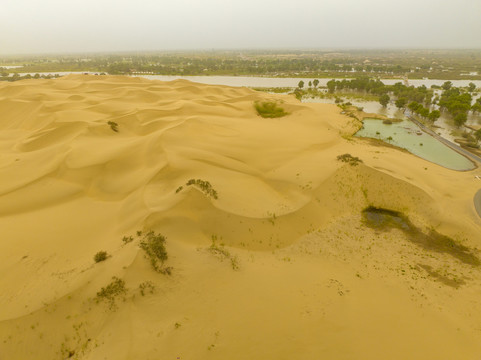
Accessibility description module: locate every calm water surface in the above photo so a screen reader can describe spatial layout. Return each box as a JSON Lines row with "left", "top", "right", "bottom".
{"left": 356, "top": 118, "right": 475, "bottom": 171}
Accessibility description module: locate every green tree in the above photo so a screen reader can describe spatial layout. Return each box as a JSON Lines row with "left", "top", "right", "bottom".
{"left": 428, "top": 110, "right": 441, "bottom": 122}
{"left": 442, "top": 81, "right": 453, "bottom": 90}
{"left": 454, "top": 113, "right": 467, "bottom": 127}
{"left": 472, "top": 102, "right": 481, "bottom": 114}
{"left": 313, "top": 79, "right": 319, "bottom": 88}
{"left": 298, "top": 80, "right": 304, "bottom": 89}
{"left": 468, "top": 82, "right": 476, "bottom": 92}
{"left": 474, "top": 129, "right": 481, "bottom": 141}
{"left": 408, "top": 101, "right": 421, "bottom": 113}
{"left": 418, "top": 107, "right": 429, "bottom": 118}
{"left": 395, "top": 98, "right": 407, "bottom": 109}
{"left": 327, "top": 79, "right": 336, "bottom": 93}
{"left": 379, "top": 94, "right": 390, "bottom": 107}
{"left": 308, "top": 81, "right": 312, "bottom": 87}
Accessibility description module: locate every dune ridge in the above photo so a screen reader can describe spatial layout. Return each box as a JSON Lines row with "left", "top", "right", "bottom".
{"left": 1, "top": 75, "right": 481, "bottom": 359}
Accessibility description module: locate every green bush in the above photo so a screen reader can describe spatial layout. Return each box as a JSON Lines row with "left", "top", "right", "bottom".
{"left": 337, "top": 153, "right": 363, "bottom": 166}
{"left": 94, "top": 251, "right": 108, "bottom": 263}
{"left": 122, "top": 235, "right": 134, "bottom": 244}
{"left": 186, "top": 179, "right": 218, "bottom": 199}
{"left": 95, "top": 277, "right": 127, "bottom": 309}
{"left": 254, "top": 101, "right": 289, "bottom": 118}
{"left": 107, "top": 121, "right": 119, "bottom": 132}
{"left": 139, "top": 231, "right": 171, "bottom": 274}
{"left": 139, "top": 281, "right": 156, "bottom": 296}
{"left": 177, "top": 179, "right": 218, "bottom": 199}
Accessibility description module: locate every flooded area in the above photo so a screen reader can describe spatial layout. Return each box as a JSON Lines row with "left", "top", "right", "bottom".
{"left": 305, "top": 96, "right": 481, "bottom": 143}
{"left": 133, "top": 75, "right": 481, "bottom": 90}
{"left": 356, "top": 118, "right": 475, "bottom": 171}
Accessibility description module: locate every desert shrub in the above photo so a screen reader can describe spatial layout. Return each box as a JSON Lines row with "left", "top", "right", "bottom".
{"left": 107, "top": 121, "right": 119, "bottom": 132}
{"left": 139, "top": 281, "right": 156, "bottom": 296}
{"left": 139, "top": 231, "right": 172, "bottom": 274}
{"left": 122, "top": 235, "right": 134, "bottom": 244}
{"left": 337, "top": 153, "right": 363, "bottom": 166}
{"left": 208, "top": 235, "right": 239, "bottom": 270}
{"left": 183, "top": 179, "right": 218, "bottom": 199}
{"left": 95, "top": 276, "right": 127, "bottom": 309}
{"left": 94, "top": 251, "right": 108, "bottom": 263}
{"left": 254, "top": 101, "right": 289, "bottom": 118}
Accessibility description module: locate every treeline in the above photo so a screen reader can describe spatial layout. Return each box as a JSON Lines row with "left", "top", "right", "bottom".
{"left": 0, "top": 72, "right": 61, "bottom": 82}
{"left": 324, "top": 78, "right": 480, "bottom": 126}
{"left": 105, "top": 57, "right": 412, "bottom": 77}
{"left": 3, "top": 50, "right": 481, "bottom": 80}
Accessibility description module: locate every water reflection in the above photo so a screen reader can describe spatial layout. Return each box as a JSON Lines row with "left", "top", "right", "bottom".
{"left": 355, "top": 118, "right": 475, "bottom": 171}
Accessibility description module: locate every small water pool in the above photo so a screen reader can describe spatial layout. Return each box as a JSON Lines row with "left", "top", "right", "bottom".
{"left": 355, "top": 118, "right": 475, "bottom": 171}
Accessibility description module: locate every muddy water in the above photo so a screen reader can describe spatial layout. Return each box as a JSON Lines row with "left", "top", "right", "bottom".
{"left": 356, "top": 118, "right": 475, "bottom": 171}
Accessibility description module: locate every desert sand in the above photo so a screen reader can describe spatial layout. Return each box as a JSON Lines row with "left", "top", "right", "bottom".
{"left": 1, "top": 75, "right": 481, "bottom": 360}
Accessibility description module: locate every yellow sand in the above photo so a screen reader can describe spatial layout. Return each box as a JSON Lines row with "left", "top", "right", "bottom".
{"left": 1, "top": 75, "right": 481, "bottom": 360}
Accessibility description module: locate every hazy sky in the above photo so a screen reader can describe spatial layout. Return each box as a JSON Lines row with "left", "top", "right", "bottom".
{"left": 1, "top": 0, "right": 480, "bottom": 54}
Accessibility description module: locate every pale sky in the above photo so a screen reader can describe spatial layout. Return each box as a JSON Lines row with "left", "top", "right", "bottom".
{"left": 1, "top": 0, "right": 480, "bottom": 54}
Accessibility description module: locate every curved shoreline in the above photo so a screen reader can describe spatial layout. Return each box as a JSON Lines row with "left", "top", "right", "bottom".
{"left": 355, "top": 117, "right": 477, "bottom": 171}
{"left": 408, "top": 116, "right": 481, "bottom": 169}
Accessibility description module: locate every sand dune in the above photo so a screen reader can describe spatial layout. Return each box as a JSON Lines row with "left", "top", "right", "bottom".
{"left": 1, "top": 75, "right": 481, "bottom": 359}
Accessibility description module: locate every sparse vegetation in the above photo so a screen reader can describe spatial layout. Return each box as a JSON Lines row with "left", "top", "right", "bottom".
{"left": 139, "top": 281, "right": 156, "bottom": 296}
{"left": 362, "top": 206, "right": 480, "bottom": 266}
{"left": 122, "top": 235, "right": 134, "bottom": 244}
{"left": 176, "top": 179, "right": 218, "bottom": 199}
{"left": 93, "top": 251, "right": 108, "bottom": 263}
{"left": 254, "top": 101, "right": 289, "bottom": 118}
{"left": 139, "top": 231, "right": 172, "bottom": 274}
{"left": 208, "top": 235, "right": 239, "bottom": 270}
{"left": 95, "top": 277, "right": 127, "bottom": 310}
{"left": 107, "top": 121, "right": 119, "bottom": 132}
{"left": 337, "top": 153, "right": 363, "bottom": 166}
{"left": 417, "top": 264, "right": 466, "bottom": 288}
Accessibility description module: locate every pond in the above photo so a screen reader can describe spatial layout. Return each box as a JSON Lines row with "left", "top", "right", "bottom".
{"left": 355, "top": 118, "right": 475, "bottom": 171}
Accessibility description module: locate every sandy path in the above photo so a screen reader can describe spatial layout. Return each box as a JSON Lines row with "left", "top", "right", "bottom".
{"left": 475, "top": 188, "right": 481, "bottom": 218}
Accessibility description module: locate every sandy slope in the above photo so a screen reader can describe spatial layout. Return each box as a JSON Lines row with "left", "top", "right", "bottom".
{"left": 1, "top": 75, "right": 481, "bottom": 360}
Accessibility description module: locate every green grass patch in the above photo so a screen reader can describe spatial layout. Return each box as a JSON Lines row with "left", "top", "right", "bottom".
{"left": 254, "top": 101, "right": 289, "bottom": 118}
